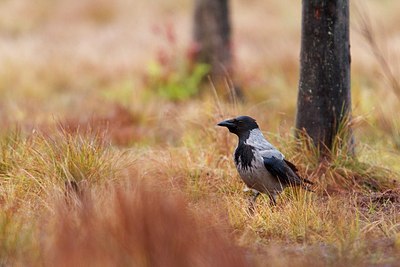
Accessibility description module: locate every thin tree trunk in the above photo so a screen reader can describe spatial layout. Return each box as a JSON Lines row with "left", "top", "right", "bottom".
{"left": 193, "top": 0, "right": 232, "bottom": 80}
{"left": 296, "top": 0, "right": 353, "bottom": 156}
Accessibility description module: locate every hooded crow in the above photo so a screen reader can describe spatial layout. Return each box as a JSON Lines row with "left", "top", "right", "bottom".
{"left": 217, "top": 115, "right": 313, "bottom": 207}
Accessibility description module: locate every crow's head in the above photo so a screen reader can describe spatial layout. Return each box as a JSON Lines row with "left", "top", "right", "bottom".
{"left": 217, "top": 116, "right": 259, "bottom": 137}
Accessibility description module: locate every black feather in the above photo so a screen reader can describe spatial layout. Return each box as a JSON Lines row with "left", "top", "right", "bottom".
{"left": 284, "top": 159, "right": 314, "bottom": 185}
{"left": 284, "top": 159, "right": 299, "bottom": 172}
{"left": 234, "top": 143, "right": 255, "bottom": 170}
{"left": 263, "top": 156, "right": 304, "bottom": 186}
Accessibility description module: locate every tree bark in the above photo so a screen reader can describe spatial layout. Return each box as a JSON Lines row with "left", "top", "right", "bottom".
{"left": 192, "top": 0, "right": 232, "bottom": 80}
{"left": 296, "top": 0, "right": 352, "bottom": 155}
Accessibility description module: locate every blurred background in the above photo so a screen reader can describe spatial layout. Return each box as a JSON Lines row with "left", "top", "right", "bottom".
{"left": 1, "top": 1, "right": 400, "bottom": 265}
{"left": 0, "top": 0, "right": 399, "bottom": 148}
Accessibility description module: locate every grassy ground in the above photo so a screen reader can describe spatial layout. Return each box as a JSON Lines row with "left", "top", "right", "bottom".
{"left": 1, "top": 0, "right": 400, "bottom": 266}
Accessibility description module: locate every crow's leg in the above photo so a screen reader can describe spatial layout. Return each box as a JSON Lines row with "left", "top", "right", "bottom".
{"left": 251, "top": 191, "right": 260, "bottom": 203}
{"left": 248, "top": 191, "right": 260, "bottom": 214}
{"left": 268, "top": 193, "right": 277, "bottom": 206}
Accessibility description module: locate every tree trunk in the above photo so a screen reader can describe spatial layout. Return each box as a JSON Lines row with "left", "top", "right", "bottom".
{"left": 192, "top": 0, "right": 232, "bottom": 80}
{"left": 296, "top": 0, "right": 352, "bottom": 156}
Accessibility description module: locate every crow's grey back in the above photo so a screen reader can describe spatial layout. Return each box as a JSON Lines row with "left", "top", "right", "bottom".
{"left": 244, "top": 129, "right": 284, "bottom": 160}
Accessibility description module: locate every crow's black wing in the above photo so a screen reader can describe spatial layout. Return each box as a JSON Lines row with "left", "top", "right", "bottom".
{"left": 263, "top": 156, "right": 304, "bottom": 186}
{"left": 284, "top": 159, "right": 313, "bottom": 185}
{"left": 284, "top": 159, "right": 298, "bottom": 172}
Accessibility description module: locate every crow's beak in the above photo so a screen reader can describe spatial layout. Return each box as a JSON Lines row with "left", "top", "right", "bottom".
{"left": 217, "top": 119, "right": 235, "bottom": 128}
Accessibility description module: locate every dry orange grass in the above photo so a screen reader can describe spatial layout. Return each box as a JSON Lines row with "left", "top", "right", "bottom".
{"left": 0, "top": 123, "right": 399, "bottom": 266}
{"left": 41, "top": 181, "right": 249, "bottom": 267}
{"left": 0, "top": 0, "right": 400, "bottom": 266}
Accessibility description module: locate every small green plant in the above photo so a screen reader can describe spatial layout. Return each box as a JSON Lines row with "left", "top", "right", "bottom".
{"left": 147, "top": 61, "right": 209, "bottom": 101}
{"left": 145, "top": 23, "right": 210, "bottom": 101}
